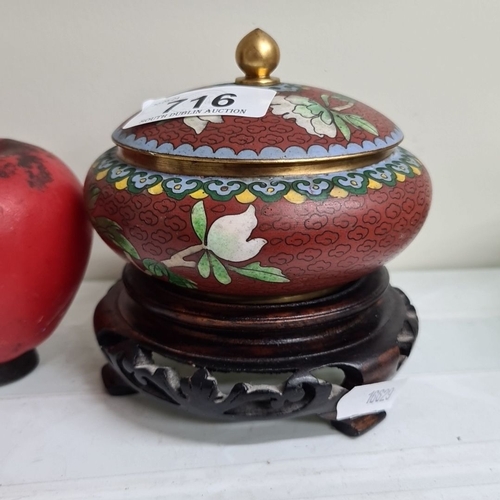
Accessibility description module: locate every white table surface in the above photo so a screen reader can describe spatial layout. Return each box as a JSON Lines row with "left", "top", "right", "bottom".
{"left": 1, "top": 268, "right": 500, "bottom": 499}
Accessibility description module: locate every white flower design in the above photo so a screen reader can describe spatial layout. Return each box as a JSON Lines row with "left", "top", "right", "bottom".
{"left": 159, "top": 201, "right": 288, "bottom": 285}
{"left": 271, "top": 95, "right": 338, "bottom": 138}
{"left": 206, "top": 205, "right": 266, "bottom": 262}
{"left": 183, "top": 116, "right": 223, "bottom": 134}
{"left": 270, "top": 93, "right": 377, "bottom": 141}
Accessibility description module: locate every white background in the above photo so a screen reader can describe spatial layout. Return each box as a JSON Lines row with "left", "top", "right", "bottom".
{"left": 1, "top": 0, "right": 499, "bottom": 278}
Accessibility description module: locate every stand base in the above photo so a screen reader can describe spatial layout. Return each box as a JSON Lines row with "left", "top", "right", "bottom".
{"left": 94, "top": 265, "right": 418, "bottom": 436}
{"left": 0, "top": 349, "right": 39, "bottom": 386}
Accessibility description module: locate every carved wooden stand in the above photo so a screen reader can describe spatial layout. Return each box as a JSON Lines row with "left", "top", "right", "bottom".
{"left": 94, "top": 264, "right": 418, "bottom": 436}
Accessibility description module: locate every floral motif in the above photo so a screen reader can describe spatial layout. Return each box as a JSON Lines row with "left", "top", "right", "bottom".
{"left": 249, "top": 180, "right": 289, "bottom": 202}
{"left": 128, "top": 172, "right": 163, "bottom": 193}
{"left": 391, "top": 162, "right": 412, "bottom": 175}
{"left": 93, "top": 148, "right": 422, "bottom": 203}
{"left": 335, "top": 173, "right": 369, "bottom": 193}
{"left": 113, "top": 82, "right": 401, "bottom": 161}
{"left": 292, "top": 179, "right": 331, "bottom": 198}
{"left": 163, "top": 178, "right": 203, "bottom": 200}
{"left": 107, "top": 165, "right": 135, "bottom": 181}
{"left": 183, "top": 116, "right": 223, "bottom": 134}
{"left": 206, "top": 205, "right": 266, "bottom": 263}
{"left": 160, "top": 201, "right": 289, "bottom": 285}
{"left": 366, "top": 167, "right": 397, "bottom": 187}
{"left": 270, "top": 94, "right": 378, "bottom": 140}
{"left": 91, "top": 217, "right": 196, "bottom": 288}
{"left": 93, "top": 155, "right": 115, "bottom": 172}
{"left": 204, "top": 180, "right": 246, "bottom": 199}
{"left": 92, "top": 198, "right": 290, "bottom": 287}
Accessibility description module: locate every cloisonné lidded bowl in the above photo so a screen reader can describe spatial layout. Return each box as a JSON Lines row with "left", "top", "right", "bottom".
{"left": 84, "top": 29, "right": 431, "bottom": 301}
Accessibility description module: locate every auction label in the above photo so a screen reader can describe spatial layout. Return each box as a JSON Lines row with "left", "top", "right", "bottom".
{"left": 123, "top": 85, "right": 277, "bottom": 129}
{"left": 336, "top": 379, "right": 407, "bottom": 420}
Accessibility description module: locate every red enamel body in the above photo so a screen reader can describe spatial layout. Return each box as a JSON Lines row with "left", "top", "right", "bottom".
{"left": 0, "top": 140, "right": 92, "bottom": 363}
{"left": 85, "top": 82, "right": 432, "bottom": 301}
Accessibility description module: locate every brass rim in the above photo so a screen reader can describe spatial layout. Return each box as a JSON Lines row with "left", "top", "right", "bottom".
{"left": 115, "top": 144, "right": 399, "bottom": 177}
{"left": 172, "top": 284, "right": 346, "bottom": 305}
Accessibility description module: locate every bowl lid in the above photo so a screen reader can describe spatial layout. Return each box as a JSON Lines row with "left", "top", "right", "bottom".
{"left": 112, "top": 29, "right": 402, "bottom": 173}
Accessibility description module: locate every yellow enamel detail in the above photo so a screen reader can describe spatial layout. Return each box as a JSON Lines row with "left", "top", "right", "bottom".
{"left": 395, "top": 173, "right": 406, "bottom": 182}
{"left": 95, "top": 169, "right": 109, "bottom": 181}
{"left": 235, "top": 189, "right": 257, "bottom": 204}
{"left": 147, "top": 183, "right": 164, "bottom": 195}
{"left": 367, "top": 179, "right": 383, "bottom": 190}
{"left": 411, "top": 166, "right": 422, "bottom": 175}
{"left": 115, "top": 178, "right": 128, "bottom": 190}
{"left": 190, "top": 189, "right": 209, "bottom": 199}
{"left": 329, "top": 186, "right": 349, "bottom": 198}
{"left": 284, "top": 191, "right": 307, "bottom": 204}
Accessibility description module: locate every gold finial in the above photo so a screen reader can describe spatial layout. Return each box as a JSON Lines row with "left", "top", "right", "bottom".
{"left": 235, "top": 29, "right": 280, "bottom": 86}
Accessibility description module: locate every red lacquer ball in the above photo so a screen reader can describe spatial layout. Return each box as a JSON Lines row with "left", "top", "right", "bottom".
{"left": 0, "top": 140, "right": 92, "bottom": 364}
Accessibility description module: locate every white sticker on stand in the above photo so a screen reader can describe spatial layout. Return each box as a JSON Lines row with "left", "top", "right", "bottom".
{"left": 335, "top": 378, "right": 407, "bottom": 421}
{"left": 123, "top": 85, "right": 277, "bottom": 129}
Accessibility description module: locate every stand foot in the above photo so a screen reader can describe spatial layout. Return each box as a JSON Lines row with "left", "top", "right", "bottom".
{"left": 0, "top": 349, "right": 39, "bottom": 386}
{"left": 331, "top": 411, "right": 387, "bottom": 437}
{"left": 101, "top": 363, "right": 138, "bottom": 396}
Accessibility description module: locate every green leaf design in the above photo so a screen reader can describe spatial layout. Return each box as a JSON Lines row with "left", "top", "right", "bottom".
{"left": 191, "top": 201, "right": 207, "bottom": 243}
{"left": 167, "top": 270, "right": 197, "bottom": 289}
{"left": 306, "top": 102, "right": 327, "bottom": 116}
{"left": 286, "top": 95, "right": 311, "bottom": 105}
{"left": 143, "top": 258, "right": 168, "bottom": 277}
{"left": 197, "top": 252, "right": 211, "bottom": 278}
{"left": 293, "top": 97, "right": 337, "bottom": 126}
{"left": 87, "top": 185, "right": 100, "bottom": 210}
{"left": 108, "top": 232, "right": 141, "bottom": 259}
{"left": 94, "top": 217, "right": 140, "bottom": 260}
{"left": 208, "top": 253, "right": 231, "bottom": 285}
{"left": 227, "top": 262, "right": 289, "bottom": 283}
{"left": 143, "top": 258, "right": 197, "bottom": 288}
{"left": 320, "top": 94, "right": 330, "bottom": 106}
{"left": 333, "top": 114, "right": 351, "bottom": 141}
{"left": 93, "top": 217, "right": 121, "bottom": 231}
{"left": 343, "top": 114, "right": 379, "bottom": 136}
{"left": 294, "top": 104, "right": 316, "bottom": 118}
{"left": 320, "top": 110, "right": 333, "bottom": 125}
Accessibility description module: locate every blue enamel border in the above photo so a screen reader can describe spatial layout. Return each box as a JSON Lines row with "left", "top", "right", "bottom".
{"left": 113, "top": 128, "right": 404, "bottom": 160}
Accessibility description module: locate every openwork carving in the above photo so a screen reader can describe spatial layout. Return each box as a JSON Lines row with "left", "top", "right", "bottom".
{"left": 93, "top": 266, "right": 419, "bottom": 435}
{"left": 98, "top": 331, "right": 347, "bottom": 420}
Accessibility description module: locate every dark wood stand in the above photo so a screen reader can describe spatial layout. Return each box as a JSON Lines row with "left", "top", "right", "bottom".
{"left": 94, "top": 264, "right": 418, "bottom": 436}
